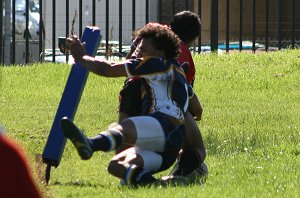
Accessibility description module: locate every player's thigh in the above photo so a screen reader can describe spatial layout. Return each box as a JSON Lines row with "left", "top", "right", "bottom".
{"left": 122, "top": 116, "right": 166, "bottom": 152}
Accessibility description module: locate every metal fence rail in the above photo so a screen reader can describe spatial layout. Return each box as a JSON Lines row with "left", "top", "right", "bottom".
{"left": 1, "top": 0, "right": 299, "bottom": 65}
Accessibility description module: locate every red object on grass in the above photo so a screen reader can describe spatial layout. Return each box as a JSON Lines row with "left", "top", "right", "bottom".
{"left": 0, "top": 135, "right": 41, "bottom": 198}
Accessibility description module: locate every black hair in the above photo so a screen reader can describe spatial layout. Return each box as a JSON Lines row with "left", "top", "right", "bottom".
{"left": 169, "top": 11, "right": 201, "bottom": 44}
{"left": 135, "top": 23, "right": 180, "bottom": 60}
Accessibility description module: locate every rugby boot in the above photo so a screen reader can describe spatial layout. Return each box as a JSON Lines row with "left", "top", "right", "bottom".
{"left": 60, "top": 117, "right": 93, "bottom": 160}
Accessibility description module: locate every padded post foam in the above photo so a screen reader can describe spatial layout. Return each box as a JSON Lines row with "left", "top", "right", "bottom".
{"left": 42, "top": 26, "right": 101, "bottom": 167}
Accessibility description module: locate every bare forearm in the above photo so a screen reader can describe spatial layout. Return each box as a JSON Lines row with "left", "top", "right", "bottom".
{"left": 76, "top": 56, "right": 125, "bottom": 77}
{"left": 188, "top": 93, "right": 203, "bottom": 121}
{"left": 76, "top": 55, "right": 110, "bottom": 76}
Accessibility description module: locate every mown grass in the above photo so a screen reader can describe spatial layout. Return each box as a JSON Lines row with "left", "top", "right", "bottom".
{"left": 0, "top": 50, "right": 299, "bottom": 197}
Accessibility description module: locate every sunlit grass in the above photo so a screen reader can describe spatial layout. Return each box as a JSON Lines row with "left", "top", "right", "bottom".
{"left": 0, "top": 50, "right": 299, "bottom": 197}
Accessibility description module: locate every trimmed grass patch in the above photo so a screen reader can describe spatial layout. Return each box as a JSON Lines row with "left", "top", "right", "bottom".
{"left": 1, "top": 50, "right": 299, "bottom": 197}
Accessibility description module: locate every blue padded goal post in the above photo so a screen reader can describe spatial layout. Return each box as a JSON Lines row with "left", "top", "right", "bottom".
{"left": 42, "top": 26, "right": 101, "bottom": 169}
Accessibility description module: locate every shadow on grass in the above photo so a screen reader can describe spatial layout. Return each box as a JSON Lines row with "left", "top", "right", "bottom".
{"left": 51, "top": 180, "right": 104, "bottom": 188}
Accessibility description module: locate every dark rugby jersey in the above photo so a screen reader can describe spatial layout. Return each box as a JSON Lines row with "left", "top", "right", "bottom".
{"left": 124, "top": 56, "right": 189, "bottom": 120}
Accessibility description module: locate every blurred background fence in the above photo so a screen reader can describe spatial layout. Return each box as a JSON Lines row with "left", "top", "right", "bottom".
{"left": 1, "top": 0, "right": 299, "bottom": 65}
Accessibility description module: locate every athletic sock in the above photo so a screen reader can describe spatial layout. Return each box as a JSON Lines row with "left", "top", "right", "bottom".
{"left": 89, "top": 129, "right": 123, "bottom": 152}
{"left": 123, "top": 165, "right": 157, "bottom": 186}
{"left": 134, "top": 169, "right": 158, "bottom": 185}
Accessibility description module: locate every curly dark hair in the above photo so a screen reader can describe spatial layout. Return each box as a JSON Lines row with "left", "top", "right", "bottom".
{"left": 170, "top": 11, "right": 201, "bottom": 44}
{"left": 134, "top": 23, "right": 180, "bottom": 60}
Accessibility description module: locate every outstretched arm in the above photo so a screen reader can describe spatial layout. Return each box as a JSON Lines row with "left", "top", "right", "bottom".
{"left": 77, "top": 55, "right": 128, "bottom": 77}
{"left": 67, "top": 36, "right": 127, "bottom": 77}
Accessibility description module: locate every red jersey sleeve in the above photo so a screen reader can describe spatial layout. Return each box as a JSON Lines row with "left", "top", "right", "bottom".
{"left": 177, "top": 42, "right": 196, "bottom": 86}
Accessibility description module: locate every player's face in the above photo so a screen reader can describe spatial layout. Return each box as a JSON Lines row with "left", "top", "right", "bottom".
{"left": 135, "top": 38, "right": 164, "bottom": 58}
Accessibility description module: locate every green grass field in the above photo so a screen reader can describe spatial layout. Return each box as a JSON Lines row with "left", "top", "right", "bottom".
{"left": 1, "top": 50, "right": 299, "bottom": 197}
